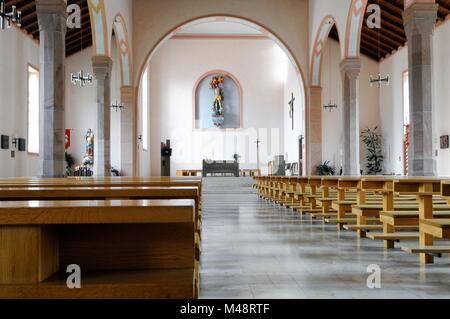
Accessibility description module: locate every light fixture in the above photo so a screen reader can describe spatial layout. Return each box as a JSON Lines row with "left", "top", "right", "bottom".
{"left": 369, "top": 0, "right": 390, "bottom": 88}
{"left": 71, "top": 70, "right": 93, "bottom": 87}
{"left": 323, "top": 101, "right": 338, "bottom": 112}
{"left": 370, "top": 73, "right": 390, "bottom": 88}
{"left": 0, "top": 0, "right": 22, "bottom": 30}
{"left": 111, "top": 100, "right": 124, "bottom": 112}
{"left": 323, "top": 31, "right": 338, "bottom": 112}
{"left": 70, "top": 1, "right": 92, "bottom": 88}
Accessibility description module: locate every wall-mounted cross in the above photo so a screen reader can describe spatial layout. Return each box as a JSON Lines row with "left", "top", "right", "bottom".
{"left": 288, "top": 92, "right": 295, "bottom": 130}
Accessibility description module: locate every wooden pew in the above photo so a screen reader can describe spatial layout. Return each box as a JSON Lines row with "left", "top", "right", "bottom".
{"left": 399, "top": 179, "right": 450, "bottom": 264}
{"left": 0, "top": 199, "right": 198, "bottom": 299}
{"left": 331, "top": 177, "right": 366, "bottom": 229}
{"left": 314, "top": 177, "right": 340, "bottom": 221}
{"left": 348, "top": 177, "right": 420, "bottom": 237}
{"left": 369, "top": 178, "right": 448, "bottom": 251}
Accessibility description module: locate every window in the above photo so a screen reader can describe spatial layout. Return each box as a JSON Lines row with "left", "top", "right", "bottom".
{"left": 141, "top": 68, "right": 149, "bottom": 151}
{"left": 27, "top": 65, "right": 39, "bottom": 154}
{"left": 402, "top": 71, "right": 410, "bottom": 175}
{"left": 403, "top": 71, "right": 410, "bottom": 127}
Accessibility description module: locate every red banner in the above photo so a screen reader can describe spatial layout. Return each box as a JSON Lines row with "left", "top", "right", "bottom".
{"left": 65, "top": 129, "right": 71, "bottom": 150}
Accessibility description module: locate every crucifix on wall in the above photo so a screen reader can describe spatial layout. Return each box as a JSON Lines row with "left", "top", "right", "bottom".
{"left": 288, "top": 92, "right": 295, "bottom": 130}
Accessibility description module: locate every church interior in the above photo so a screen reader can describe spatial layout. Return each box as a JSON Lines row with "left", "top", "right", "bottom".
{"left": 0, "top": 0, "right": 450, "bottom": 301}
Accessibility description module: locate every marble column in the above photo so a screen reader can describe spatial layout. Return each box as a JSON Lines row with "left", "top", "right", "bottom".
{"left": 120, "top": 86, "right": 136, "bottom": 176}
{"left": 306, "top": 87, "right": 322, "bottom": 175}
{"left": 36, "top": 0, "right": 67, "bottom": 177}
{"left": 403, "top": 2, "right": 438, "bottom": 176}
{"left": 92, "top": 55, "right": 113, "bottom": 177}
{"left": 340, "top": 58, "right": 361, "bottom": 176}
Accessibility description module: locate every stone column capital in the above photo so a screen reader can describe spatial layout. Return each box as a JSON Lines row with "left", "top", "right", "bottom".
{"left": 340, "top": 58, "right": 361, "bottom": 79}
{"left": 403, "top": 2, "right": 438, "bottom": 38}
{"left": 36, "top": 0, "right": 67, "bottom": 14}
{"left": 36, "top": 0, "right": 67, "bottom": 33}
{"left": 92, "top": 55, "right": 113, "bottom": 81}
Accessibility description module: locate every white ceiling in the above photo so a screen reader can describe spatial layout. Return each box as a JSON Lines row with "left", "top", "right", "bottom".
{"left": 176, "top": 21, "right": 263, "bottom": 35}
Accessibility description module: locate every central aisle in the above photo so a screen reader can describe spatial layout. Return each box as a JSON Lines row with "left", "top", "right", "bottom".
{"left": 199, "top": 177, "right": 450, "bottom": 299}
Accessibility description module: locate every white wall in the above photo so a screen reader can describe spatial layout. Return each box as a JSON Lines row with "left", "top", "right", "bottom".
{"left": 65, "top": 45, "right": 122, "bottom": 171}
{"left": 143, "top": 38, "right": 305, "bottom": 175}
{"left": 110, "top": 35, "right": 121, "bottom": 170}
{"left": 321, "top": 39, "right": 380, "bottom": 173}
{"left": 379, "top": 48, "right": 407, "bottom": 174}
{"left": 379, "top": 20, "right": 450, "bottom": 175}
{"left": 283, "top": 58, "right": 305, "bottom": 171}
{"left": 65, "top": 49, "right": 96, "bottom": 167}
{"left": 433, "top": 21, "right": 450, "bottom": 176}
{"left": 0, "top": 27, "right": 40, "bottom": 178}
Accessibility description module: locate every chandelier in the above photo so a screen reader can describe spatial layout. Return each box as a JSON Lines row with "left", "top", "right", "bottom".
{"left": 370, "top": 73, "right": 390, "bottom": 88}
{"left": 111, "top": 100, "right": 124, "bottom": 112}
{"left": 70, "top": 0, "right": 92, "bottom": 88}
{"left": 0, "top": 1, "right": 22, "bottom": 30}
{"left": 71, "top": 70, "right": 93, "bottom": 87}
{"left": 323, "top": 29, "right": 338, "bottom": 112}
{"left": 323, "top": 100, "right": 338, "bottom": 112}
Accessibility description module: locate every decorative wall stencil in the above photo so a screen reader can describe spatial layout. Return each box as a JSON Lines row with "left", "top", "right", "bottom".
{"left": 112, "top": 14, "right": 132, "bottom": 86}
{"left": 345, "top": 0, "right": 369, "bottom": 58}
{"left": 194, "top": 71, "right": 242, "bottom": 129}
{"left": 310, "top": 16, "right": 337, "bottom": 87}
{"left": 87, "top": 0, "right": 108, "bottom": 55}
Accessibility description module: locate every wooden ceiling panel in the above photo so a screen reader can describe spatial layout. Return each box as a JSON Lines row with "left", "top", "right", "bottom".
{"left": 329, "top": 0, "right": 450, "bottom": 61}
{"left": 3, "top": 0, "right": 92, "bottom": 56}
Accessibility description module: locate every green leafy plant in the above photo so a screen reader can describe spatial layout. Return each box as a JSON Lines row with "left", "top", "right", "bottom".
{"left": 65, "top": 152, "right": 75, "bottom": 176}
{"left": 361, "top": 126, "right": 384, "bottom": 175}
{"left": 316, "top": 161, "right": 336, "bottom": 176}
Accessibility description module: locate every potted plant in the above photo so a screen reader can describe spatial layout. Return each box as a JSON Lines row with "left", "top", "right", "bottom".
{"left": 316, "top": 161, "right": 336, "bottom": 176}
{"left": 361, "top": 126, "right": 384, "bottom": 175}
{"left": 65, "top": 152, "right": 75, "bottom": 176}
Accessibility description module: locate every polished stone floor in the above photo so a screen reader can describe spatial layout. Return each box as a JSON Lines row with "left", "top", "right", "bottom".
{"left": 199, "top": 177, "right": 450, "bottom": 299}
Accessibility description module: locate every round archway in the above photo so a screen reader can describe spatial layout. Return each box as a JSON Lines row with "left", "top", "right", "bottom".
{"left": 135, "top": 16, "right": 307, "bottom": 176}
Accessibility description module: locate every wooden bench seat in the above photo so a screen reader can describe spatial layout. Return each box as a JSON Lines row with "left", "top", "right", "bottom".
{"left": 419, "top": 219, "right": 450, "bottom": 238}
{"left": 380, "top": 211, "right": 450, "bottom": 226}
{"left": 401, "top": 245, "right": 450, "bottom": 255}
{"left": 366, "top": 232, "right": 420, "bottom": 241}
{"left": 0, "top": 199, "right": 198, "bottom": 299}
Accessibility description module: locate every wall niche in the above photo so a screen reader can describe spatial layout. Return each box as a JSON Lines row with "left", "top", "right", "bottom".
{"left": 194, "top": 71, "right": 242, "bottom": 129}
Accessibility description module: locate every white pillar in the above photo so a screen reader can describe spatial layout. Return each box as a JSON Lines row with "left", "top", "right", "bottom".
{"left": 92, "top": 55, "right": 113, "bottom": 176}
{"left": 340, "top": 58, "right": 361, "bottom": 176}
{"left": 36, "top": 0, "right": 67, "bottom": 177}
{"left": 403, "top": 2, "right": 438, "bottom": 176}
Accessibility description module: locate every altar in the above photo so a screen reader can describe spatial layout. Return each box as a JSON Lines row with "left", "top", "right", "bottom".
{"left": 202, "top": 160, "right": 239, "bottom": 177}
